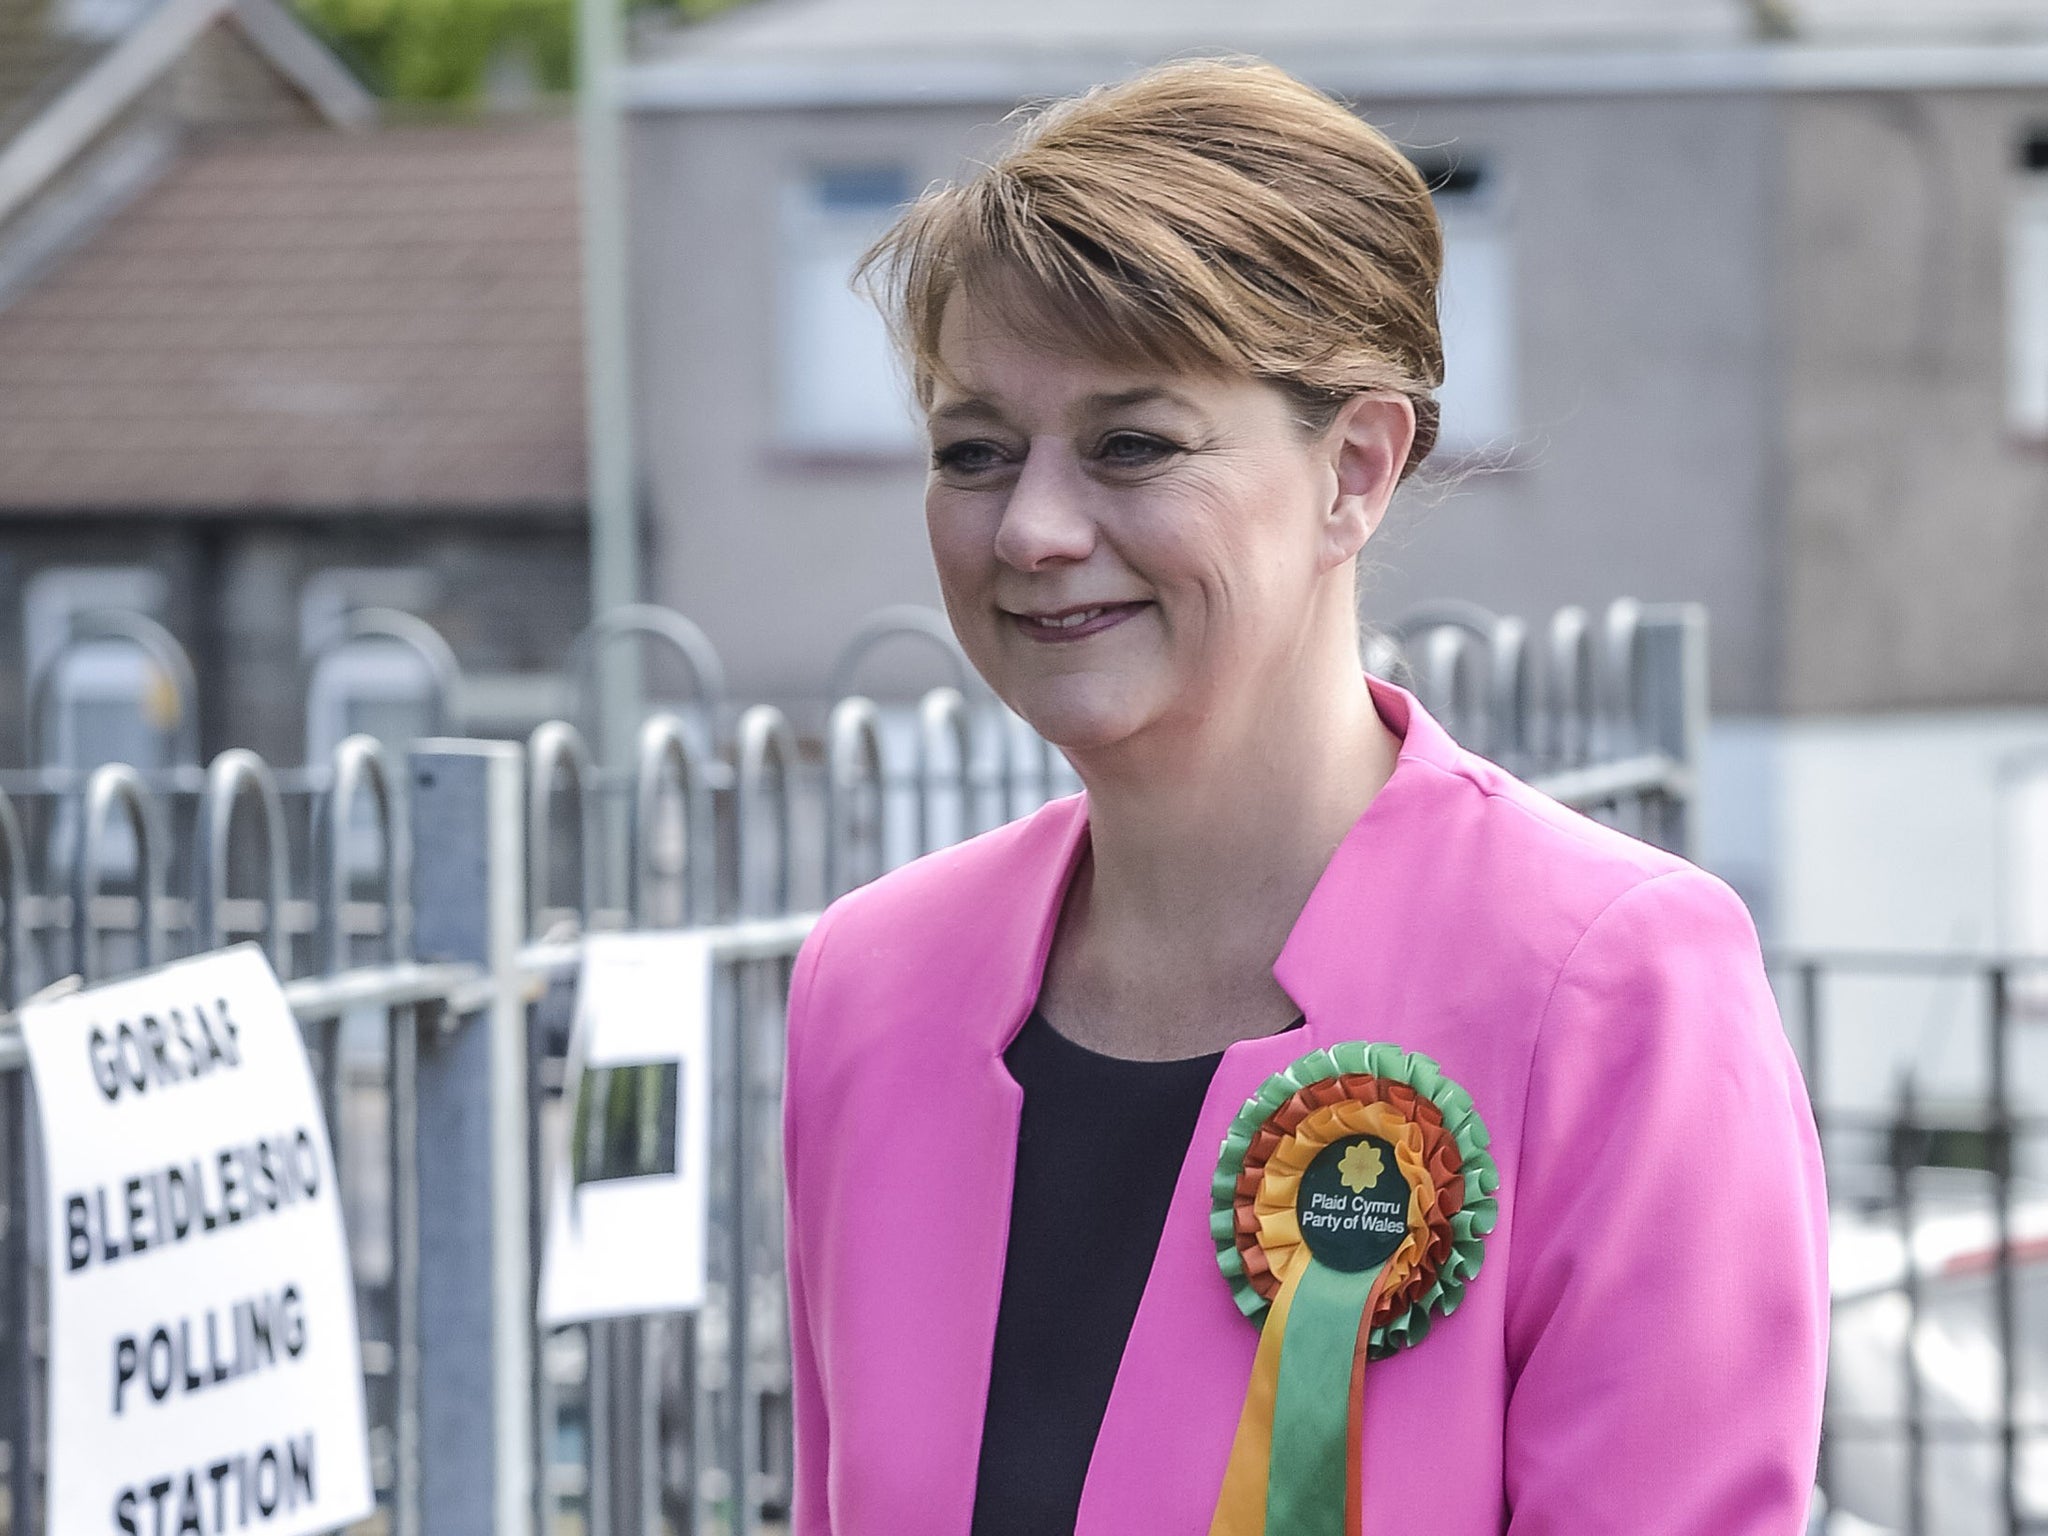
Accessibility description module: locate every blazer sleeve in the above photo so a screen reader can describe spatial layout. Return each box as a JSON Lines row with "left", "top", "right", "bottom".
{"left": 784, "top": 909, "right": 835, "bottom": 1536}
{"left": 1502, "top": 867, "right": 1829, "bottom": 1535}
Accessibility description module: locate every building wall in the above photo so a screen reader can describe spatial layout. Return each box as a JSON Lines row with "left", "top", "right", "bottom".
{"left": 0, "top": 516, "right": 589, "bottom": 770}
{"left": 1351, "top": 91, "right": 1783, "bottom": 714}
{"left": 1782, "top": 88, "right": 2048, "bottom": 713}
{"left": 628, "top": 89, "right": 1785, "bottom": 711}
{"left": 629, "top": 104, "right": 995, "bottom": 707}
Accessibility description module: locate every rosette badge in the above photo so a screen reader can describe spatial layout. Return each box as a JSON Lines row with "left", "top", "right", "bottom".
{"left": 1208, "top": 1042, "right": 1499, "bottom": 1536}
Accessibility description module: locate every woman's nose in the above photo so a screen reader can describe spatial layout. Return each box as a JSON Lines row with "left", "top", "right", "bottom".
{"left": 991, "top": 447, "right": 1095, "bottom": 570}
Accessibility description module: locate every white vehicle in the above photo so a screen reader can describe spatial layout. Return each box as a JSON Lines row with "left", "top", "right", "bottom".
{"left": 1821, "top": 1170, "right": 2048, "bottom": 1536}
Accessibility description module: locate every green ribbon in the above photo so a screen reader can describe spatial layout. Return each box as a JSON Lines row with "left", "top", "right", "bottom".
{"left": 1265, "top": 1258, "right": 1380, "bottom": 1536}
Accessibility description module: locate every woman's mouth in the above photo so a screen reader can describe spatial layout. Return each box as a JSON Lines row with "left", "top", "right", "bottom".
{"left": 1010, "top": 602, "right": 1147, "bottom": 641}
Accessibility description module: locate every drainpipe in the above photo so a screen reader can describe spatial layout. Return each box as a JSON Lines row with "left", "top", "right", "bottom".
{"left": 577, "top": 0, "right": 643, "bottom": 770}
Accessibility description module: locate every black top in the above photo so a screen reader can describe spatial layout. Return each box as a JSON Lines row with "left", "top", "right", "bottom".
{"left": 969, "top": 1009, "right": 1304, "bottom": 1536}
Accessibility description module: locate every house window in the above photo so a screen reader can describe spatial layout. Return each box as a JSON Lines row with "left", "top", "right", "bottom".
{"left": 25, "top": 566, "right": 174, "bottom": 882}
{"left": 300, "top": 568, "right": 442, "bottom": 765}
{"left": 23, "top": 566, "right": 174, "bottom": 773}
{"left": 2006, "top": 128, "right": 2048, "bottom": 439}
{"left": 1419, "top": 154, "right": 1517, "bottom": 460}
{"left": 776, "top": 164, "right": 921, "bottom": 454}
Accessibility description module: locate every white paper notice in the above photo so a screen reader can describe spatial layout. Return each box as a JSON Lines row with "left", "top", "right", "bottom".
{"left": 538, "top": 930, "right": 713, "bottom": 1327}
{"left": 19, "top": 943, "right": 373, "bottom": 1536}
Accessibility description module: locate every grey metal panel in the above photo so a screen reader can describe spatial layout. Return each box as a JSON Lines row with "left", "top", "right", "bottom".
{"left": 410, "top": 741, "right": 532, "bottom": 1536}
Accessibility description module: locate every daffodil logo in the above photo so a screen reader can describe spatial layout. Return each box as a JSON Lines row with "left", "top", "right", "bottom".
{"left": 1339, "top": 1141, "right": 1384, "bottom": 1193}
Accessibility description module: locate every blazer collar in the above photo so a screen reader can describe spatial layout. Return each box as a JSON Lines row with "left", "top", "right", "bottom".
{"left": 972, "top": 673, "right": 1465, "bottom": 1057}
{"left": 1274, "top": 673, "right": 1467, "bottom": 1042}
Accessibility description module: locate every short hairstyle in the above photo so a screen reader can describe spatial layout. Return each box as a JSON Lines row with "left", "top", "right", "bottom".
{"left": 857, "top": 57, "right": 1446, "bottom": 479}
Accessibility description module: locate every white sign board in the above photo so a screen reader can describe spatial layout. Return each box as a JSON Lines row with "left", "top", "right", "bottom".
{"left": 538, "top": 931, "right": 713, "bottom": 1326}
{"left": 19, "top": 943, "right": 373, "bottom": 1536}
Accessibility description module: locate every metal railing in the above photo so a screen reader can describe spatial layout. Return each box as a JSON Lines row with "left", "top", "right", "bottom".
{"left": 0, "top": 595, "right": 1706, "bottom": 1536}
{"left": 1784, "top": 949, "right": 2048, "bottom": 1536}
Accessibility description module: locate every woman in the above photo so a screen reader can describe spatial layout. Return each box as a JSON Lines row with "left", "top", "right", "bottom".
{"left": 782, "top": 58, "right": 1828, "bottom": 1536}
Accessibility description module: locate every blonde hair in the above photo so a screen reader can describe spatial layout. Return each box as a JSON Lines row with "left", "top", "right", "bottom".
{"left": 857, "top": 57, "right": 1446, "bottom": 480}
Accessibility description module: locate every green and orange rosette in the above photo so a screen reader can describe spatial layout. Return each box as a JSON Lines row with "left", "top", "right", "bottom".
{"left": 1208, "top": 1042, "right": 1499, "bottom": 1536}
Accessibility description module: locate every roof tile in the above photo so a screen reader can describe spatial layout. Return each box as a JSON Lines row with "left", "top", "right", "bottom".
{"left": 0, "top": 115, "right": 587, "bottom": 512}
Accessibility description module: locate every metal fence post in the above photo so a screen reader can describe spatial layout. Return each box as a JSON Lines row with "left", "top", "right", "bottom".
{"left": 1634, "top": 603, "right": 1708, "bottom": 862}
{"left": 0, "top": 1077, "right": 28, "bottom": 1536}
{"left": 1988, "top": 965, "right": 2020, "bottom": 1536}
{"left": 917, "top": 689, "right": 972, "bottom": 856}
{"left": 0, "top": 1066, "right": 26, "bottom": 1536}
{"left": 735, "top": 710, "right": 797, "bottom": 1533}
{"left": 825, "top": 698, "right": 885, "bottom": 899}
{"left": 0, "top": 786, "right": 29, "bottom": 1536}
{"left": 1891, "top": 1077, "right": 1928, "bottom": 1536}
{"left": 410, "top": 741, "right": 532, "bottom": 1536}
{"left": 71, "top": 763, "right": 162, "bottom": 982}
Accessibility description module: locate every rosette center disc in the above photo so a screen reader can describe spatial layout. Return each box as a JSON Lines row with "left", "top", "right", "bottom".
{"left": 1295, "top": 1134, "right": 1408, "bottom": 1273}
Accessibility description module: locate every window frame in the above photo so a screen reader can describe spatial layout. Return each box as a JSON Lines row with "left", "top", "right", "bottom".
{"left": 771, "top": 162, "right": 924, "bottom": 460}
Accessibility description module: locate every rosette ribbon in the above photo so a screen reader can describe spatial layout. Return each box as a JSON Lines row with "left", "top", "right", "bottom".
{"left": 1208, "top": 1042, "right": 1498, "bottom": 1536}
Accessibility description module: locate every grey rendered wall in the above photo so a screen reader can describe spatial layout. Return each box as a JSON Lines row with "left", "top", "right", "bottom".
{"left": 630, "top": 91, "right": 1784, "bottom": 711}
{"left": 1356, "top": 92, "right": 1782, "bottom": 714}
{"left": 629, "top": 105, "right": 1003, "bottom": 707}
{"left": 1781, "top": 88, "right": 2048, "bottom": 713}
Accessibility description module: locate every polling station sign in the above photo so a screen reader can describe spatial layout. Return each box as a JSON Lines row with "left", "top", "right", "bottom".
{"left": 538, "top": 930, "right": 713, "bottom": 1326}
{"left": 19, "top": 942, "right": 373, "bottom": 1536}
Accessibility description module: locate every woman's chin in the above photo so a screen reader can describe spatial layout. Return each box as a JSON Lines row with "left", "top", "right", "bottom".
{"left": 1004, "top": 688, "right": 1156, "bottom": 759}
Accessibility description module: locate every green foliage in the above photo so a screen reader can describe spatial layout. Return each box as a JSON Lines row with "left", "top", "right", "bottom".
{"left": 294, "top": 0, "right": 744, "bottom": 103}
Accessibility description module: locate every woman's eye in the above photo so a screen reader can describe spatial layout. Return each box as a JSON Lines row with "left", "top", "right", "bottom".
{"left": 932, "top": 439, "right": 1007, "bottom": 475}
{"left": 1096, "top": 431, "right": 1178, "bottom": 468}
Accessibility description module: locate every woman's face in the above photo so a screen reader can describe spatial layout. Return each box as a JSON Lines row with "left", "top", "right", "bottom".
{"left": 923, "top": 287, "right": 1400, "bottom": 759}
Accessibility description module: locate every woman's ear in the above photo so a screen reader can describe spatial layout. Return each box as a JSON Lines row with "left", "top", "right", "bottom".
{"left": 1319, "top": 393, "right": 1415, "bottom": 572}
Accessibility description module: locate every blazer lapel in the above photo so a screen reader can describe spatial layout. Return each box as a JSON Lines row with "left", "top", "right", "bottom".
{"left": 834, "top": 799, "right": 1091, "bottom": 1534}
{"left": 1073, "top": 1024, "right": 1323, "bottom": 1532}
{"left": 1074, "top": 674, "right": 1466, "bottom": 1531}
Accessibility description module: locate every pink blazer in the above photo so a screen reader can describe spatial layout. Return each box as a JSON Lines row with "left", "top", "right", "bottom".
{"left": 783, "top": 673, "right": 1828, "bottom": 1535}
